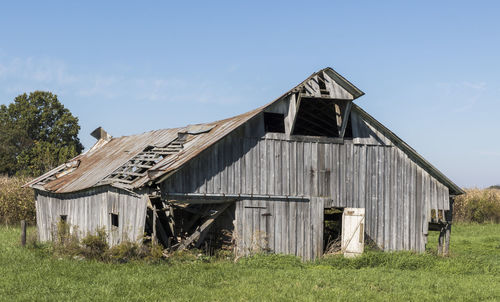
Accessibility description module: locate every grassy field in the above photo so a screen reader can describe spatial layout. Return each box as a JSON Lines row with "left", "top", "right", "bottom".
{"left": 0, "top": 224, "right": 499, "bottom": 301}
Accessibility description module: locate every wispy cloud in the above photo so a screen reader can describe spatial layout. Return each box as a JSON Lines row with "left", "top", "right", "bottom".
{"left": 478, "top": 150, "right": 500, "bottom": 157}
{"left": 435, "top": 81, "right": 487, "bottom": 113}
{"left": 0, "top": 54, "right": 245, "bottom": 105}
{"left": 462, "top": 81, "right": 486, "bottom": 91}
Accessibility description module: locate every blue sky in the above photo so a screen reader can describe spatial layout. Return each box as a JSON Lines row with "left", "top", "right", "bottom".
{"left": 1, "top": 1, "right": 499, "bottom": 188}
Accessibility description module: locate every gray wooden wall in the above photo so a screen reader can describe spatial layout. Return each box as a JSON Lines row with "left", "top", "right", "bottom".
{"left": 233, "top": 198, "right": 324, "bottom": 260}
{"left": 161, "top": 110, "right": 451, "bottom": 260}
{"left": 35, "top": 185, "right": 147, "bottom": 246}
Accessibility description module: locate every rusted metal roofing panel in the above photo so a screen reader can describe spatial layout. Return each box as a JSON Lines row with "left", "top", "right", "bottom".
{"left": 28, "top": 128, "right": 180, "bottom": 193}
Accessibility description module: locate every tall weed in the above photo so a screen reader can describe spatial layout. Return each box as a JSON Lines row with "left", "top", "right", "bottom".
{"left": 49, "top": 223, "right": 163, "bottom": 262}
{"left": 0, "top": 176, "right": 35, "bottom": 225}
{"left": 80, "top": 227, "right": 109, "bottom": 261}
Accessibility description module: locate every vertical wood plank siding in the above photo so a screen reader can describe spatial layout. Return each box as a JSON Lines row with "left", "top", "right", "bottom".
{"left": 161, "top": 130, "right": 450, "bottom": 260}
{"left": 35, "top": 186, "right": 147, "bottom": 246}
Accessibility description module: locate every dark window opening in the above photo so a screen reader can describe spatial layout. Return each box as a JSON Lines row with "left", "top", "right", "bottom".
{"left": 60, "top": 215, "right": 67, "bottom": 222}
{"left": 317, "top": 74, "right": 330, "bottom": 96}
{"left": 111, "top": 213, "right": 119, "bottom": 227}
{"left": 263, "top": 112, "right": 285, "bottom": 133}
{"left": 292, "top": 98, "right": 340, "bottom": 137}
{"left": 324, "top": 207, "right": 343, "bottom": 253}
{"left": 318, "top": 77, "right": 327, "bottom": 90}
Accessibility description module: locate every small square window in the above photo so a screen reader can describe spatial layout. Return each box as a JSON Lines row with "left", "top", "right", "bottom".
{"left": 60, "top": 215, "right": 67, "bottom": 222}
{"left": 110, "top": 213, "right": 119, "bottom": 227}
{"left": 263, "top": 112, "right": 285, "bottom": 133}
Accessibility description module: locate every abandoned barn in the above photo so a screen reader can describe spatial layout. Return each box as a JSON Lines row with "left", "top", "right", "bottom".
{"left": 27, "top": 67, "right": 464, "bottom": 260}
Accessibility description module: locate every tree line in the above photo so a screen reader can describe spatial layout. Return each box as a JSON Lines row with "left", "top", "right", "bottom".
{"left": 0, "top": 91, "right": 83, "bottom": 176}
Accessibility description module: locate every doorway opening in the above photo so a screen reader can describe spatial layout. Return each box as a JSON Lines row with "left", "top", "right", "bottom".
{"left": 323, "top": 207, "right": 343, "bottom": 254}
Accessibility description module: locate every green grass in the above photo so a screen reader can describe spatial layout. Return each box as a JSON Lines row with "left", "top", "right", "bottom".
{"left": 1, "top": 224, "right": 499, "bottom": 301}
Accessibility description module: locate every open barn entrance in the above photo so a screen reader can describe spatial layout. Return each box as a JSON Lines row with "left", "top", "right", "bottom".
{"left": 145, "top": 198, "right": 236, "bottom": 255}
{"left": 323, "top": 207, "right": 343, "bottom": 254}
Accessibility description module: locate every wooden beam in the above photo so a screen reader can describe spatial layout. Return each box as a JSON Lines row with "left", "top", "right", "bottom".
{"left": 289, "top": 93, "right": 301, "bottom": 135}
{"left": 437, "top": 226, "right": 445, "bottom": 255}
{"left": 152, "top": 205, "right": 157, "bottom": 244}
{"left": 339, "top": 100, "right": 353, "bottom": 138}
{"left": 116, "top": 171, "right": 146, "bottom": 177}
{"left": 155, "top": 211, "right": 170, "bottom": 246}
{"left": 175, "top": 202, "right": 233, "bottom": 251}
{"left": 284, "top": 94, "right": 296, "bottom": 135}
{"left": 303, "top": 76, "right": 321, "bottom": 97}
{"left": 177, "top": 204, "right": 208, "bottom": 233}
{"left": 147, "top": 196, "right": 170, "bottom": 247}
{"left": 105, "top": 178, "right": 133, "bottom": 184}
{"left": 133, "top": 156, "right": 161, "bottom": 161}
{"left": 166, "top": 202, "right": 175, "bottom": 238}
{"left": 334, "top": 103, "right": 342, "bottom": 130}
{"left": 134, "top": 164, "right": 154, "bottom": 169}
{"left": 443, "top": 223, "right": 451, "bottom": 256}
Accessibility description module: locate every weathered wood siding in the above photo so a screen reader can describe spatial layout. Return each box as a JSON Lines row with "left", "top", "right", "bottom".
{"left": 160, "top": 110, "right": 451, "bottom": 259}
{"left": 350, "top": 111, "right": 393, "bottom": 146}
{"left": 35, "top": 186, "right": 147, "bottom": 246}
{"left": 233, "top": 198, "right": 324, "bottom": 260}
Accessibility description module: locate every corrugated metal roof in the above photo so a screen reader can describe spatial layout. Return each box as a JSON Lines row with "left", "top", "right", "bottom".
{"left": 27, "top": 128, "right": 181, "bottom": 192}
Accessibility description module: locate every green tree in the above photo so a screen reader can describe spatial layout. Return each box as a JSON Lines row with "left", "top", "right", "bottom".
{"left": 0, "top": 91, "right": 83, "bottom": 176}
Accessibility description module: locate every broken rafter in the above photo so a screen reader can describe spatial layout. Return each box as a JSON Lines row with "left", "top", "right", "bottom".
{"left": 112, "top": 171, "right": 146, "bottom": 177}
{"left": 152, "top": 146, "right": 182, "bottom": 151}
{"left": 131, "top": 164, "right": 154, "bottom": 169}
{"left": 100, "top": 134, "right": 186, "bottom": 186}
{"left": 339, "top": 101, "right": 353, "bottom": 138}
{"left": 147, "top": 196, "right": 170, "bottom": 246}
{"left": 175, "top": 201, "right": 233, "bottom": 251}
{"left": 287, "top": 93, "right": 299, "bottom": 135}
{"left": 133, "top": 156, "right": 162, "bottom": 161}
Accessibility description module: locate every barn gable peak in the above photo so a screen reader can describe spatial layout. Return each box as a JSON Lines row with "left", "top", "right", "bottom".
{"left": 291, "top": 67, "right": 364, "bottom": 100}
{"left": 263, "top": 67, "right": 364, "bottom": 139}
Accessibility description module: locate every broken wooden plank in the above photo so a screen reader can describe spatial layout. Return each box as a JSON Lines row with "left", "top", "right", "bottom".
{"left": 146, "top": 196, "right": 170, "bottom": 246}
{"left": 133, "top": 164, "right": 154, "bottom": 169}
{"left": 176, "top": 202, "right": 233, "bottom": 251}
{"left": 153, "top": 146, "right": 182, "bottom": 150}
{"left": 113, "top": 171, "right": 146, "bottom": 177}
{"left": 133, "top": 156, "right": 162, "bottom": 161}
{"left": 289, "top": 93, "right": 301, "bottom": 135}
{"left": 152, "top": 205, "right": 157, "bottom": 244}
{"left": 153, "top": 207, "right": 170, "bottom": 247}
